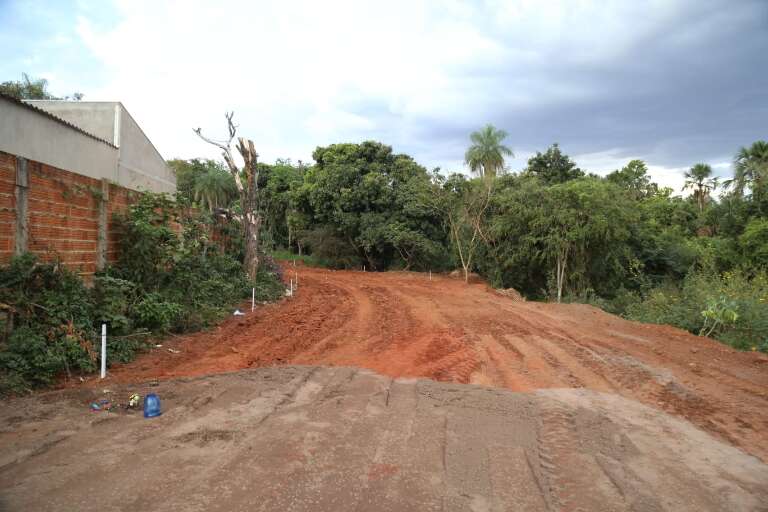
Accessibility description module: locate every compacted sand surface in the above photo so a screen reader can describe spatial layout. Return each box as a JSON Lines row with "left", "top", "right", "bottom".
{"left": 3, "top": 367, "right": 768, "bottom": 511}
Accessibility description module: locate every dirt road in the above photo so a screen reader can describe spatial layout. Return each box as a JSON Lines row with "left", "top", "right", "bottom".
{"left": 3, "top": 367, "right": 767, "bottom": 511}
{"left": 100, "top": 266, "right": 768, "bottom": 462}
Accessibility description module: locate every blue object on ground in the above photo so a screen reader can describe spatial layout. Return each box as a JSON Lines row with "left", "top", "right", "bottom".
{"left": 143, "top": 393, "right": 162, "bottom": 418}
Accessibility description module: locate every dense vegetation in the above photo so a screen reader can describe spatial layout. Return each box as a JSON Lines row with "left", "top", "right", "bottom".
{"left": 172, "top": 134, "right": 768, "bottom": 354}
{"left": 0, "top": 193, "right": 284, "bottom": 392}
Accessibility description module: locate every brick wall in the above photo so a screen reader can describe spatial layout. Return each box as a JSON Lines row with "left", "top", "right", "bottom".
{"left": 0, "top": 150, "right": 140, "bottom": 278}
{"left": 0, "top": 152, "right": 15, "bottom": 261}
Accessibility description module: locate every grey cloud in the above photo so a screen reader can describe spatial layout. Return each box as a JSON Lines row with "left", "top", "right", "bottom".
{"left": 340, "top": 0, "right": 767, "bottom": 173}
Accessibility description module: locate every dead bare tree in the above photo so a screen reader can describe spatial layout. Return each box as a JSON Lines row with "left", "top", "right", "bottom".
{"left": 194, "top": 112, "right": 262, "bottom": 279}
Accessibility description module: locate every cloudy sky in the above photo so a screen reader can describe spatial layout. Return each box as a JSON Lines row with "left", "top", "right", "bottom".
{"left": 1, "top": 0, "right": 766, "bottom": 191}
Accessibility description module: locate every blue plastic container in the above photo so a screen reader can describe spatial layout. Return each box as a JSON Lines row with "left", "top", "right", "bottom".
{"left": 143, "top": 393, "right": 162, "bottom": 418}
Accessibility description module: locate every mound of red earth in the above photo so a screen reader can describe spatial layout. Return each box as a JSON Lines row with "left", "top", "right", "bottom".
{"left": 82, "top": 265, "right": 768, "bottom": 463}
{"left": 4, "top": 367, "right": 767, "bottom": 510}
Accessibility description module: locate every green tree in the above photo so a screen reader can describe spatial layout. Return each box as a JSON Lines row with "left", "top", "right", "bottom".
{"left": 534, "top": 179, "right": 635, "bottom": 302}
{"left": 261, "top": 159, "right": 305, "bottom": 249}
{"left": 464, "top": 124, "right": 513, "bottom": 179}
{"left": 297, "top": 141, "right": 446, "bottom": 270}
{"left": 606, "top": 160, "right": 658, "bottom": 200}
{"left": 0, "top": 73, "right": 82, "bottom": 100}
{"left": 739, "top": 218, "right": 768, "bottom": 268}
{"left": 194, "top": 166, "right": 238, "bottom": 212}
{"left": 169, "top": 158, "right": 237, "bottom": 212}
{"left": 683, "top": 163, "right": 717, "bottom": 212}
{"left": 725, "top": 141, "right": 768, "bottom": 209}
{"left": 525, "top": 143, "right": 584, "bottom": 185}
{"left": 430, "top": 173, "right": 492, "bottom": 281}
{"left": 478, "top": 176, "right": 637, "bottom": 300}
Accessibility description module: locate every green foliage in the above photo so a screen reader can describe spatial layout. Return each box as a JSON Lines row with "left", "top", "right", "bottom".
{"left": 726, "top": 140, "right": 768, "bottom": 205}
{"left": 480, "top": 175, "right": 637, "bottom": 299}
{"left": 464, "top": 124, "right": 513, "bottom": 179}
{"left": 0, "top": 72, "right": 83, "bottom": 100}
{"left": 295, "top": 141, "right": 447, "bottom": 270}
{"left": 739, "top": 218, "right": 768, "bottom": 267}
{"left": 524, "top": 143, "right": 584, "bottom": 185}
{"left": 194, "top": 166, "right": 238, "bottom": 212}
{"left": 0, "top": 328, "right": 62, "bottom": 389}
{"left": 92, "top": 275, "right": 135, "bottom": 334}
{"left": 699, "top": 296, "right": 739, "bottom": 338}
{"left": 169, "top": 158, "right": 237, "bottom": 211}
{"left": 606, "top": 160, "right": 659, "bottom": 200}
{"left": 133, "top": 293, "right": 182, "bottom": 332}
{"left": 627, "top": 271, "right": 768, "bottom": 351}
{"left": 1, "top": 193, "right": 284, "bottom": 393}
{"left": 112, "top": 193, "right": 178, "bottom": 290}
{"left": 0, "top": 256, "right": 97, "bottom": 393}
{"left": 683, "top": 163, "right": 717, "bottom": 212}
{"left": 261, "top": 159, "right": 305, "bottom": 250}
{"left": 271, "top": 248, "right": 330, "bottom": 268}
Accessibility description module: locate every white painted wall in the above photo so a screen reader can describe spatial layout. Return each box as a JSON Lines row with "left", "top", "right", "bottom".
{"left": 23, "top": 99, "right": 176, "bottom": 194}
{"left": 0, "top": 98, "right": 118, "bottom": 181}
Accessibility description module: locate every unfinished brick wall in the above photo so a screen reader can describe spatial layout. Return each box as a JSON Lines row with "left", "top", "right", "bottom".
{"left": 0, "top": 150, "right": 139, "bottom": 279}
{"left": 0, "top": 152, "right": 15, "bottom": 261}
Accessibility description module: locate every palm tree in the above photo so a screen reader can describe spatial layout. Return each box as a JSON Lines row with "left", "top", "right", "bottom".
{"left": 683, "top": 163, "right": 718, "bottom": 212}
{"left": 194, "top": 169, "right": 237, "bottom": 212}
{"left": 724, "top": 140, "right": 768, "bottom": 198}
{"left": 464, "top": 124, "right": 513, "bottom": 179}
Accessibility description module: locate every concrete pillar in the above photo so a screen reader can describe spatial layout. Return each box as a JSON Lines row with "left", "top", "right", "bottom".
{"left": 97, "top": 178, "right": 110, "bottom": 270}
{"left": 14, "top": 157, "right": 28, "bottom": 255}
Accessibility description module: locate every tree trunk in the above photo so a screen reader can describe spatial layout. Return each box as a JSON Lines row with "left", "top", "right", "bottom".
{"left": 194, "top": 114, "right": 263, "bottom": 281}
{"left": 555, "top": 247, "right": 568, "bottom": 303}
{"left": 242, "top": 149, "right": 262, "bottom": 280}
{"left": 244, "top": 213, "right": 261, "bottom": 279}
{"left": 287, "top": 219, "right": 292, "bottom": 252}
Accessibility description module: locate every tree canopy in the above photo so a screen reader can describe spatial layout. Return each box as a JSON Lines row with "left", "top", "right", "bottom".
{"left": 295, "top": 141, "right": 446, "bottom": 270}
{"left": 524, "top": 143, "right": 584, "bottom": 184}
{"left": 464, "top": 124, "right": 513, "bottom": 179}
{"left": 0, "top": 73, "right": 83, "bottom": 100}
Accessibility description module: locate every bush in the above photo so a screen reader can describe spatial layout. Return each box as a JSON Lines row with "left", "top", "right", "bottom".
{"left": 626, "top": 270, "right": 768, "bottom": 352}
{"left": 0, "top": 193, "right": 286, "bottom": 393}
{"left": 92, "top": 275, "right": 136, "bottom": 334}
{"left": 0, "top": 257, "right": 98, "bottom": 393}
{"left": 298, "top": 227, "right": 360, "bottom": 269}
{"left": 0, "top": 328, "right": 63, "bottom": 389}
{"left": 271, "top": 248, "right": 330, "bottom": 269}
{"left": 133, "top": 292, "right": 182, "bottom": 332}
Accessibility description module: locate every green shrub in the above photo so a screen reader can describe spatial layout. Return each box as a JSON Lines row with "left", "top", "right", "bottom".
{"left": 0, "top": 328, "right": 62, "bottom": 390}
{"left": 133, "top": 292, "right": 182, "bottom": 332}
{"left": 626, "top": 270, "right": 768, "bottom": 352}
{"left": 0, "top": 257, "right": 98, "bottom": 394}
{"left": 271, "top": 248, "right": 330, "bottom": 268}
{"left": 92, "top": 275, "right": 136, "bottom": 334}
{"left": 0, "top": 193, "right": 286, "bottom": 393}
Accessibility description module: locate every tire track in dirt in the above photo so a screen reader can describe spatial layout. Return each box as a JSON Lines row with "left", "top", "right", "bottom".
{"left": 14, "top": 367, "right": 768, "bottom": 511}
{"left": 536, "top": 401, "right": 629, "bottom": 511}
{"left": 89, "top": 265, "right": 768, "bottom": 462}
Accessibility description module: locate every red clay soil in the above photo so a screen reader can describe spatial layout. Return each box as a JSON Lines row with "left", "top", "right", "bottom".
{"left": 92, "top": 264, "right": 768, "bottom": 461}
